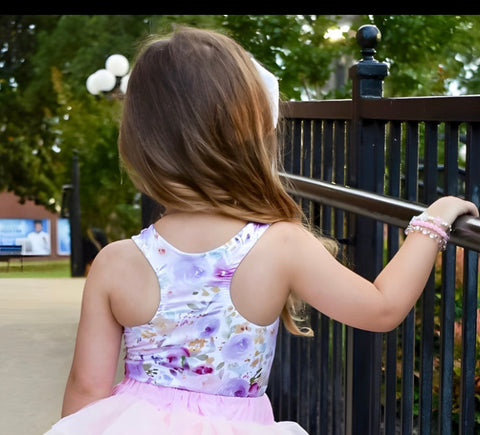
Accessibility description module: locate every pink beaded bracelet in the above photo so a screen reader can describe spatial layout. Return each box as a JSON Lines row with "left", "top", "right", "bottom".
{"left": 409, "top": 219, "right": 449, "bottom": 241}
{"left": 404, "top": 213, "right": 451, "bottom": 252}
{"left": 416, "top": 212, "right": 451, "bottom": 231}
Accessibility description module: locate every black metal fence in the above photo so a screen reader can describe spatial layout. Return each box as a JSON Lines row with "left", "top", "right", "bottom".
{"left": 267, "top": 25, "right": 480, "bottom": 434}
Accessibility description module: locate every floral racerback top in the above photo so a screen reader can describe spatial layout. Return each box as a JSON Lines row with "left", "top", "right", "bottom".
{"left": 124, "top": 222, "right": 279, "bottom": 398}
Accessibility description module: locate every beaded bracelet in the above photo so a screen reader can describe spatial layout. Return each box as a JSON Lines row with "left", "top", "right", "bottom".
{"left": 409, "top": 219, "right": 449, "bottom": 241}
{"left": 404, "top": 213, "right": 451, "bottom": 252}
{"left": 415, "top": 212, "right": 451, "bottom": 232}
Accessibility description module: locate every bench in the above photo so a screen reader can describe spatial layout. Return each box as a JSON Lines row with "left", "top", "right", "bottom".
{"left": 0, "top": 245, "right": 23, "bottom": 271}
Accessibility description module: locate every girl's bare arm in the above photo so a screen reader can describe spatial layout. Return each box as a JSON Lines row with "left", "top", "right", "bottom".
{"left": 285, "top": 196, "right": 478, "bottom": 332}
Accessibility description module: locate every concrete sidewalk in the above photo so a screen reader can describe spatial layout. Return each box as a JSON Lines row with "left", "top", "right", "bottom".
{"left": 0, "top": 278, "right": 85, "bottom": 434}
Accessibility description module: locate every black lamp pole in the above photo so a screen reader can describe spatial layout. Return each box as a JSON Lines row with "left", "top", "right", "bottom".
{"left": 69, "top": 150, "right": 83, "bottom": 277}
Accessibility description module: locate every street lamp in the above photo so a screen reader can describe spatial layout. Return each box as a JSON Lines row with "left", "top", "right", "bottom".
{"left": 66, "top": 54, "right": 131, "bottom": 277}
{"left": 87, "top": 53, "right": 164, "bottom": 228}
{"left": 86, "top": 53, "right": 130, "bottom": 96}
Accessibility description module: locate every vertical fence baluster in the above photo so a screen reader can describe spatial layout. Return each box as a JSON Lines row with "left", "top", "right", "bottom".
{"left": 332, "top": 119, "right": 346, "bottom": 435}
{"left": 303, "top": 118, "right": 322, "bottom": 434}
{"left": 299, "top": 120, "right": 313, "bottom": 429}
{"left": 439, "top": 244, "right": 456, "bottom": 435}
{"left": 302, "top": 120, "right": 313, "bottom": 218}
{"left": 320, "top": 120, "right": 333, "bottom": 433}
{"left": 290, "top": 117, "right": 304, "bottom": 425}
{"left": 312, "top": 119, "right": 323, "bottom": 228}
{"left": 459, "top": 122, "right": 480, "bottom": 435}
{"left": 292, "top": 119, "right": 303, "bottom": 210}
{"left": 439, "top": 121, "right": 459, "bottom": 434}
{"left": 323, "top": 120, "right": 334, "bottom": 231}
{"left": 418, "top": 121, "right": 439, "bottom": 434}
{"left": 460, "top": 249, "right": 479, "bottom": 435}
{"left": 385, "top": 120, "right": 402, "bottom": 434}
{"left": 400, "top": 121, "right": 419, "bottom": 434}
{"left": 309, "top": 310, "right": 321, "bottom": 433}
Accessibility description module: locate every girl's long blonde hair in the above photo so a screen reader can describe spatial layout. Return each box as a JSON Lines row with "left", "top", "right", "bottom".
{"left": 118, "top": 26, "right": 334, "bottom": 336}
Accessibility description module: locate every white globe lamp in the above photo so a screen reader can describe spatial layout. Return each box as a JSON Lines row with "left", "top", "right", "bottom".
{"left": 86, "top": 69, "right": 116, "bottom": 95}
{"left": 106, "top": 54, "right": 129, "bottom": 77}
{"left": 120, "top": 74, "right": 129, "bottom": 94}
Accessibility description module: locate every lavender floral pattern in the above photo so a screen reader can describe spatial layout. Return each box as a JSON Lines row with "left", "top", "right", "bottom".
{"left": 125, "top": 222, "right": 279, "bottom": 398}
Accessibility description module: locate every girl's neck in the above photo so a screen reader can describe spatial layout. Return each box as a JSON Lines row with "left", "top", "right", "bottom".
{"left": 163, "top": 209, "right": 219, "bottom": 218}
{"left": 154, "top": 210, "right": 248, "bottom": 253}
{"left": 161, "top": 209, "right": 244, "bottom": 224}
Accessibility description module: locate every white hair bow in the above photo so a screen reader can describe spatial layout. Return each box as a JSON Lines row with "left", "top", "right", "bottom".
{"left": 251, "top": 58, "right": 279, "bottom": 128}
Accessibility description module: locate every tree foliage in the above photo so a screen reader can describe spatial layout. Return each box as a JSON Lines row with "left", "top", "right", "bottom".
{"left": 368, "top": 15, "right": 480, "bottom": 96}
{"left": 2, "top": 14, "right": 480, "bottom": 240}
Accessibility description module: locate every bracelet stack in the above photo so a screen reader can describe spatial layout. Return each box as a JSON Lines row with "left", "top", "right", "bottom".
{"left": 404, "top": 212, "right": 452, "bottom": 251}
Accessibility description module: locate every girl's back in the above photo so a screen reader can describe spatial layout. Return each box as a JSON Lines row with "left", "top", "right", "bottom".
{"left": 104, "top": 212, "right": 292, "bottom": 330}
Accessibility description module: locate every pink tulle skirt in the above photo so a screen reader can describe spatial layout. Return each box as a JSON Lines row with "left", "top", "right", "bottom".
{"left": 44, "top": 377, "right": 308, "bottom": 434}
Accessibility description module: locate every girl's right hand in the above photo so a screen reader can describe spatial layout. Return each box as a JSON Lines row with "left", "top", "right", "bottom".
{"left": 424, "top": 196, "right": 479, "bottom": 226}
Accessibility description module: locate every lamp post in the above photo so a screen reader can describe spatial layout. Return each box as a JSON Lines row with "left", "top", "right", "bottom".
{"left": 65, "top": 54, "right": 131, "bottom": 277}
{"left": 87, "top": 53, "right": 164, "bottom": 227}
{"left": 85, "top": 53, "right": 162, "bottom": 239}
{"left": 69, "top": 150, "right": 82, "bottom": 276}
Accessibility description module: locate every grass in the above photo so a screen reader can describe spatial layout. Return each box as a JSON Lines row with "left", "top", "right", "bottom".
{"left": 0, "top": 258, "right": 72, "bottom": 278}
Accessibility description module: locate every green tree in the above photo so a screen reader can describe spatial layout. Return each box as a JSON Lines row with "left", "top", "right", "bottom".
{"left": 366, "top": 15, "right": 480, "bottom": 96}
{"left": 222, "top": 15, "right": 344, "bottom": 100}
{"left": 0, "top": 15, "right": 61, "bottom": 208}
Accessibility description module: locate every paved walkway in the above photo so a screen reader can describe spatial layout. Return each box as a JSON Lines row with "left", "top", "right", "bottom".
{"left": 0, "top": 278, "right": 85, "bottom": 434}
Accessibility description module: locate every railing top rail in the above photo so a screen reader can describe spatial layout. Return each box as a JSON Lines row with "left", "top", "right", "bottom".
{"left": 281, "top": 172, "right": 480, "bottom": 252}
{"left": 282, "top": 94, "right": 480, "bottom": 123}
{"left": 280, "top": 100, "right": 351, "bottom": 120}
{"left": 358, "top": 95, "right": 480, "bottom": 122}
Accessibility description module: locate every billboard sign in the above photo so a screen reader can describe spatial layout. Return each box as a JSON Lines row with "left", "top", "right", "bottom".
{"left": 56, "top": 218, "right": 71, "bottom": 256}
{"left": 0, "top": 218, "right": 51, "bottom": 256}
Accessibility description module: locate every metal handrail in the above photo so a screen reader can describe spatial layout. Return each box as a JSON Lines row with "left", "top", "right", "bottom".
{"left": 280, "top": 172, "right": 480, "bottom": 252}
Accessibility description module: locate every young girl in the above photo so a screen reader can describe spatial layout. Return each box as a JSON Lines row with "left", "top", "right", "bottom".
{"left": 45, "top": 27, "right": 478, "bottom": 434}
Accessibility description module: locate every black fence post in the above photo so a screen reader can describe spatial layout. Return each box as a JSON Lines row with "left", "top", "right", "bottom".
{"left": 345, "top": 25, "right": 389, "bottom": 435}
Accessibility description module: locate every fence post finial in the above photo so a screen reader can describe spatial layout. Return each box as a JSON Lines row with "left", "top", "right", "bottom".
{"left": 349, "top": 25, "right": 388, "bottom": 98}
{"left": 357, "top": 24, "right": 381, "bottom": 62}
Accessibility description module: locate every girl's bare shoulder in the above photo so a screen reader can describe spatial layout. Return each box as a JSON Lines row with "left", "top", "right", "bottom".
{"left": 264, "top": 220, "right": 317, "bottom": 247}
{"left": 96, "top": 238, "right": 140, "bottom": 262}
{"left": 88, "top": 237, "right": 159, "bottom": 326}
{"left": 87, "top": 238, "right": 148, "bottom": 289}
{"left": 246, "top": 221, "right": 319, "bottom": 270}
{"left": 260, "top": 220, "right": 336, "bottom": 269}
